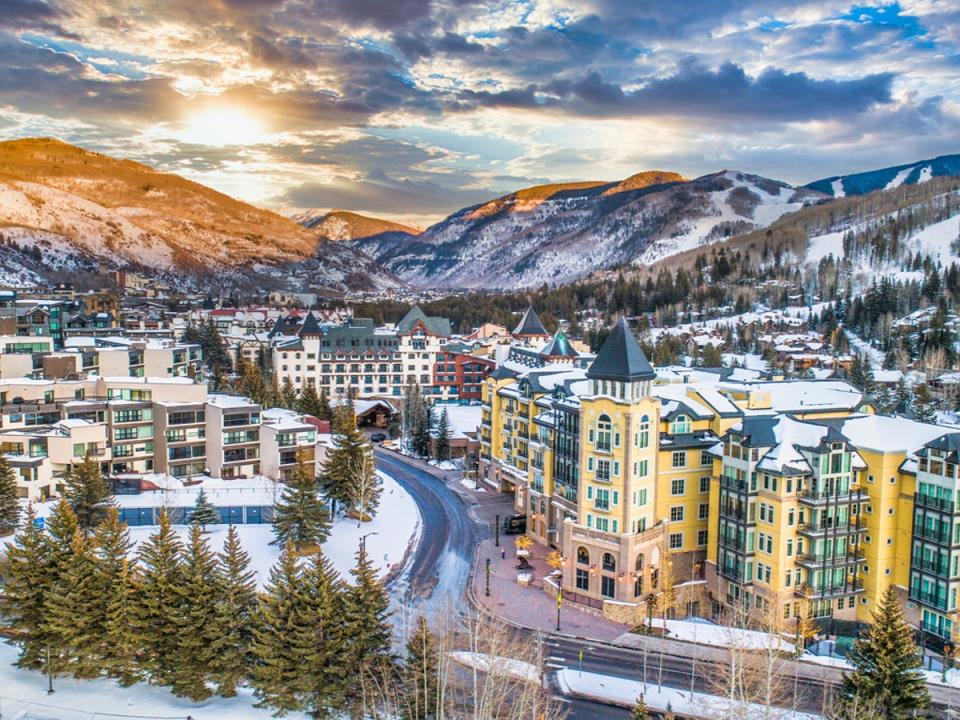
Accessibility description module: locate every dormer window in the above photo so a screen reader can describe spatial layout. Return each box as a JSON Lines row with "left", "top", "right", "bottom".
{"left": 671, "top": 414, "right": 691, "bottom": 435}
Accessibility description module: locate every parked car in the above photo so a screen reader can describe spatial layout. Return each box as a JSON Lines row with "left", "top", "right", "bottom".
{"left": 370, "top": 432, "right": 387, "bottom": 442}
{"left": 502, "top": 514, "right": 527, "bottom": 535}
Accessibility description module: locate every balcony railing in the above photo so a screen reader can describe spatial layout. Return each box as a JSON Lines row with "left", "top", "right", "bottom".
{"left": 915, "top": 494, "right": 956, "bottom": 513}
{"left": 797, "top": 520, "right": 867, "bottom": 536}
{"left": 798, "top": 485, "right": 866, "bottom": 506}
{"left": 797, "top": 578, "right": 863, "bottom": 598}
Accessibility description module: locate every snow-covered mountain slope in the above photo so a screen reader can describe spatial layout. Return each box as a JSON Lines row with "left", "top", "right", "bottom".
{"left": 350, "top": 170, "right": 821, "bottom": 290}
{"left": 805, "top": 153, "right": 960, "bottom": 198}
{"left": 0, "top": 138, "right": 402, "bottom": 292}
{"left": 292, "top": 209, "right": 420, "bottom": 242}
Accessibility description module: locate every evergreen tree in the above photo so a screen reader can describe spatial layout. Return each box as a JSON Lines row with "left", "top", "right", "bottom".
{"left": 279, "top": 377, "right": 299, "bottom": 410}
{"left": 296, "top": 383, "right": 324, "bottom": 417}
{"left": 238, "top": 358, "right": 269, "bottom": 405}
{"left": 44, "top": 529, "right": 101, "bottom": 678}
{"left": 318, "top": 388, "right": 333, "bottom": 422}
{"left": 433, "top": 407, "right": 451, "bottom": 463}
{"left": 341, "top": 541, "right": 393, "bottom": 710}
{"left": 320, "top": 414, "right": 372, "bottom": 511}
{"left": 0, "top": 452, "right": 20, "bottom": 535}
{"left": 45, "top": 498, "right": 79, "bottom": 581}
{"left": 912, "top": 383, "right": 937, "bottom": 424}
{"left": 273, "top": 460, "right": 331, "bottom": 550}
{"left": 136, "top": 510, "right": 185, "bottom": 687}
{"left": 93, "top": 508, "right": 141, "bottom": 686}
{"left": 0, "top": 505, "right": 51, "bottom": 669}
{"left": 209, "top": 361, "right": 227, "bottom": 393}
{"left": 630, "top": 693, "right": 651, "bottom": 720}
{"left": 332, "top": 401, "right": 355, "bottom": 435}
{"left": 188, "top": 488, "right": 221, "bottom": 529}
{"left": 211, "top": 525, "right": 257, "bottom": 697}
{"left": 412, "top": 401, "right": 432, "bottom": 458}
{"left": 250, "top": 543, "right": 314, "bottom": 714}
{"left": 171, "top": 523, "right": 221, "bottom": 700}
{"left": 403, "top": 614, "right": 439, "bottom": 720}
{"left": 63, "top": 455, "right": 114, "bottom": 531}
{"left": 301, "top": 548, "right": 348, "bottom": 718}
{"left": 838, "top": 586, "right": 929, "bottom": 719}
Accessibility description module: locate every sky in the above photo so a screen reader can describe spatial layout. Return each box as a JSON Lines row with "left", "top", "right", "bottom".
{"left": 0, "top": 1, "right": 958, "bottom": 227}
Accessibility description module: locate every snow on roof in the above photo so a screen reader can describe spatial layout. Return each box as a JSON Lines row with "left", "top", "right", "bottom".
{"left": 435, "top": 404, "right": 481, "bottom": 439}
{"left": 838, "top": 414, "right": 947, "bottom": 454}
{"left": 102, "top": 376, "right": 197, "bottom": 385}
{"left": 207, "top": 393, "right": 258, "bottom": 408}
{"left": 261, "top": 407, "right": 312, "bottom": 430}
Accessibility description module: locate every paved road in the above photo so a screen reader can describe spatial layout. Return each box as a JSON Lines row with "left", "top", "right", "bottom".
{"left": 375, "top": 449, "right": 478, "bottom": 615}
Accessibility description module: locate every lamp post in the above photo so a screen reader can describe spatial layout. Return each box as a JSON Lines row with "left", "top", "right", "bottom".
{"left": 485, "top": 557, "right": 491, "bottom": 597}
{"left": 360, "top": 531, "right": 378, "bottom": 555}
{"left": 556, "top": 584, "right": 562, "bottom": 632}
{"left": 46, "top": 644, "right": 54, "bottom": 695}
{"left": 495, "top": 513, "right": 500, "bottom": 547}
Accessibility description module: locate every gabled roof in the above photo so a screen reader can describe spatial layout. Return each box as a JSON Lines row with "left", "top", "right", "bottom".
{"left": 397, "top": 305, "right": 451, "bottom": 337}
{"left": 512, "top": 305, "right": 548, "bottom": 337}
{"left": 917, "top": 432, "right": 960, "bottom": 463}
{"left": 586, "top": 318, "right": 656, "bottom": 382}
{"left": 540, "top": 329, "right": 578, "bottom": 358}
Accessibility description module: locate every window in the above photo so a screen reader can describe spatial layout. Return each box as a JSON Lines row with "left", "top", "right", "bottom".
{"left": 602, "top": 553, "right": 616, "bottom": 572}
{"left": 596, "top": 459, "right": 611, "bottom": 482}
{"left": 698, "top": 503, "right": 709, "bottom": 520}
{"left": 671, "top": 414, "right": 691, "bottom": 434}
{"left": 576, "top": 568, "right": 589, "bottom": 590}
{"left": 669, "top": 532, "right": 683, "bottom": 549}
{"left": 700, "top": 476, "right": 710, "bottom": 493}
{"left": 596, "top": 415, "right": 612, "bottom": 452}
{"left": 638, "top": 415, "right": 650, "bottom": 448}
{"left": 701, "top": 451, "right": 711, "bottom": 467}
{"left": 671, "top": 478, "right": 685, "bottom": 495}
{"left": 670, "top": 506, "right": 684, "bottom": 522}
{"left": 635, "top": 488, "right": 648, "bottom": 506}
{"left": 637, "top": 460, "right": 649, "bottom": 477}
{"left": 601, "top": 576, "right": 616, "bottom": 598}
{"left": 577, "top": 546, "right": 590, "bottom": 565}
{"left": 672, "top": 451, "right": 686, "bottom": 468}
{"left": 697, "top": 529, "right": 708, "bottom": 546}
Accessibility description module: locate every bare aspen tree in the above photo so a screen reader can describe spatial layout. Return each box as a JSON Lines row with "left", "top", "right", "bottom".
{"left": 347, "top": 452, "right": 381, "bottom": 527}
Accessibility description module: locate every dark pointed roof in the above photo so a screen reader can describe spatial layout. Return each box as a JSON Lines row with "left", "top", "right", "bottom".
{"left": 586, "top": 318, "right": 656, "bottom": 382}
{"left": 297, "top": 311, "right": 322, "bottom": 337}
{"left": 540, "top": 329, "right": 578, "bottom": 358}
{"left": 512, "top": 305, "right": 548, "bottom": 336}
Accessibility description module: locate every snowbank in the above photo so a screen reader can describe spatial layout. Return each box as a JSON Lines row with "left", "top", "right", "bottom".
{"left": 448, "top": 651, "right": 540, "bottom": 683}
{"left": 647, "top": 617, "right": 795, "bottom": 653}
{"left": 557, "top": 669, "right": 820, "bottom": 720}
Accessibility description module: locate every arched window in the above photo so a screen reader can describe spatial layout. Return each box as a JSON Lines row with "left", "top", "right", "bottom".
{"left": 635, "top": 554, "right": 644, "bottom": 572}
{"left": 638, "top": 415, "right": 650, "bottom": 449}
{"left": 602, "top": 553, "right": 616, "bottom": 572}
{"left": 577, "top": 546, "right": 590, "bottom": 565}
{"left": 597, "top": 414, "right": 612, "bottom": 452}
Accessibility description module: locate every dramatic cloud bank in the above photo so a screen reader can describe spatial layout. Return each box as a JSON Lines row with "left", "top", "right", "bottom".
{"left": 0, "top": 0, "right": 957, "bottom": 224}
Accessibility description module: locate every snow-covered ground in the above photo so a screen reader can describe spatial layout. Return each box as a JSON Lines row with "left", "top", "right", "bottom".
{"left": 644, "top": 617, "right": 795, "bottom": 652}
{"left": 0, "top": 640, "right": 299, "bottom": 720}
{"left": 449, "top": 651, "right": 540, "bottom": 683}
{"left": 557, "top": 669, "right": 820, "bottom": 720}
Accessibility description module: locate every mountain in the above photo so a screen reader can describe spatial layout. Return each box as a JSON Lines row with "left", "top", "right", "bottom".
{"left": 292, "top": 209, "right": 420, "bottom": 242}
{"left": 805, "top": 153, "right": 960, "bottom": 198}
{"left": 0, "top": 138, "right": 401, "bottom": 292}
{"left": 350, "top": 170, "right": 823, "bottom": 290}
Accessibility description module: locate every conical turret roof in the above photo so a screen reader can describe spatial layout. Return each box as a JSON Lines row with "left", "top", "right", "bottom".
{"left": 587, "top": 318, "right": 655, "bottom": 382}
{"left": 512, "top": 305, "right": 548, "bottom": 336}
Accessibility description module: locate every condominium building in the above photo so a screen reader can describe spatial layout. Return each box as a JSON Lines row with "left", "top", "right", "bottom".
{"left": 205, "top": 394, "right": 262, "bottom": 479}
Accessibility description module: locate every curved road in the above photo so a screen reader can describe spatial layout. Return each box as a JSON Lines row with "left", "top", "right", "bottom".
{"left": 375, "top": 449, "right": 478, "bottom": 615}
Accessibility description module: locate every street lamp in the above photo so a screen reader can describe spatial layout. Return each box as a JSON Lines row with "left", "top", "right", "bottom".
{"left": 360, "top": 531, "right": 378, "bottom": 554}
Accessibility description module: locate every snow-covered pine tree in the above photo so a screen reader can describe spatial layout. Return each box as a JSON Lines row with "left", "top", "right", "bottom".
{"left": 210, "top": 524, "right": 257, "bottom": 697}
{"left": 135, "top": 509, "right": 185, "bottom": 687}
{"left": 341, "top": 541, "right": 394, "bottom": 711}
{"left": 171, "top": 523, "right": 221, "bottom": 700}
{"left": 838, "top": 586, "right": 929, "bottom": 719}
{"left": 43, "top": 529, "right": 101, "bottom": 678}
{"left": 188, "top": 488, "right": 221, "bottom": 530}
{"left": 250, "top": 542, "right": 315, "bottom": 714}
{"left": 63, "top": 454, "right": 114, "bottom": 531}
{"left": 92, "top": 508, "right": 141, "bottom": 685}
{"left": 434, "top": 407, "right": 451, "bottom": 462}
{"left": 320, "top": 414, "right": 371, "bottom": 512}
{"left": 402, "top": 614, "right": 440, "bottom": 720}
{"left": 0, "top": 452, "right": 21, "bottom": 535}
{"left": 301, "top": 548, "right": 348, "bottom": 718}
{"left": 273, "top": 459, "right": 331, "bottom": 550}
{"left": 913, "top": 383, "right": 938, "bottom": 424}
{"left": 0, "top": 505, "right": 51, "bottom": 669}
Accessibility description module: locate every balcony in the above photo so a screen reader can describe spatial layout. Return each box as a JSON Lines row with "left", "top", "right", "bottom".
{"left": 910, "top": 589, "right": 949, "bottom": 611}
{"left": 796, "top": 578, "right": 864, "bottom": 599}
{"left": 795, "top": 549, "right": 864, "bottom": 570}
{"left": 797, "top": 520, "right": 867, "bottom": 538}
{"left": 798, "top": 485, "right": 866, "bottom": 507}
{"left": 571, "top": 525, "right": 620, "bottom": 546}
{"left": 915, "top": 494, "right": 956, "bottom": 513}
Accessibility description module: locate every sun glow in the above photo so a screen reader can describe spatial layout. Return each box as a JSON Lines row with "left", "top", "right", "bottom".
{"left": 181, "top": 108, "right": 265, "bottom": 146}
